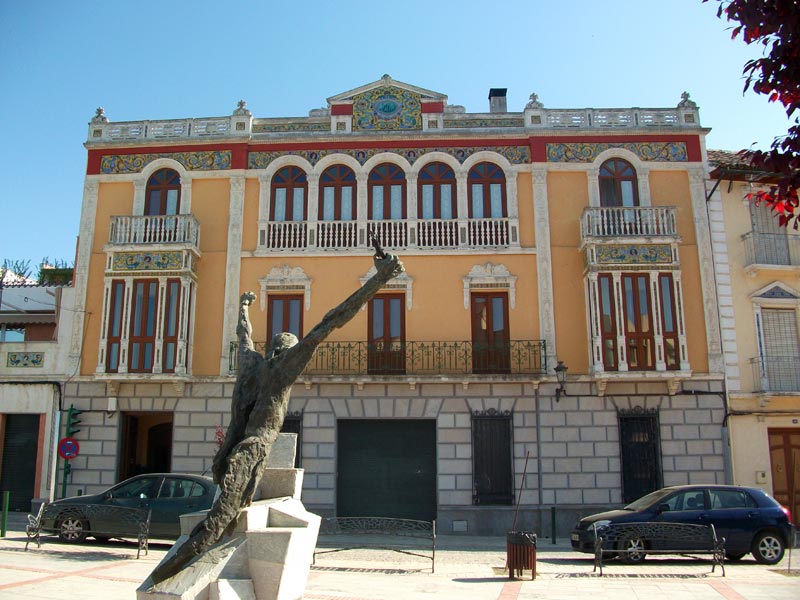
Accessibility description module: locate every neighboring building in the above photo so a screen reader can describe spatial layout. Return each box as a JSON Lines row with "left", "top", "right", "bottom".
{"left": 708, "top": 150, "right": 800, "bottom": 521}
{"left": 64, "top": 76, "right": 725, "bottom": 534}
{"left": 0, "top": 267, "right": 76, "bottom": 511}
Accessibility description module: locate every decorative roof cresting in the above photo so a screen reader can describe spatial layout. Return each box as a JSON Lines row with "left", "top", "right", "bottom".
{"left": 678, "top": 92, "right": 697, "bottom": 108}
{"left": 91, "top": 107, "right": 109, "bottom": 123}
{"left": 526, "top": 93, "right": 544, "bottom": 109}
{"left": 233, "top": 100, "right": 251, "bottom": 116}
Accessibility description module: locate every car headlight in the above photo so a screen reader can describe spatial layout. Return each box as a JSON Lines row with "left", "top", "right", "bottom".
{"left": 591, "top": 520, "right": 612, "bottom": 530}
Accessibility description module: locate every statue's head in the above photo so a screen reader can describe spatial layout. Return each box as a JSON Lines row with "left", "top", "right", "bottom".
{"left": 266, "top": 332, "right": 298, "bottom": 361}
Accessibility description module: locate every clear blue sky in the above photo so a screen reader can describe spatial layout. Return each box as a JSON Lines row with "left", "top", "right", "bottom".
{"left": 0, "top": 0, "right": 791, "bottom": 268}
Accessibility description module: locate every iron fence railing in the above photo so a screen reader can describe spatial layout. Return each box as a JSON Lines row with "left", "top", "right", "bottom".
{"left": 229, "top": 339, "right": 547, "bottom": 376}
{"left": 750, "top": 355, "right": 800, "bottom": 393}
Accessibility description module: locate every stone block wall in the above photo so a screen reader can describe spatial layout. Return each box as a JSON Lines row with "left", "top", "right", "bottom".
{"left": 62, "top": 377, "right": 726, "bottom": 536}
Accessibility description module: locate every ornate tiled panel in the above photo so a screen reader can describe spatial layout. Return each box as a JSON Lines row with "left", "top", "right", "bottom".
{"left": 595, "top": 244, "right": 673, "bottom": 264}
{"left": 546, "top": 142, "right": 687, "bottom": 163}
{"left": 7, "top": 352, "right": 44, "bottom": 367}
{"left": 248, "top": 145, "right": 530, "bottom": 169}
{"left": 443, "top": 118, "right": 525, "bottom": 128}
{"left": 252, "top": 121, "right": 330, "bottom": 133}
{"left": 112, "top": 251, "right": 184, "bottom": 271}
{"left": 352, "top": 86, "right": 422, "bottom": 131}
{"left": 100, "top": 151, "right": 232, "bottom": 174}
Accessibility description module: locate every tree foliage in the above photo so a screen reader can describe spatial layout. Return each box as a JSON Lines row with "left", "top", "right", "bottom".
{"left": 707, "top": 0, "right": 800, "bottom": 226}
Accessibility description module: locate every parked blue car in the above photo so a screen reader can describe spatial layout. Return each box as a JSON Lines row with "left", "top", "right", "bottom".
{"left": 41, "top": 473, "right": 217, "bottom": 541}
{"left": 571, "top": 485, "right": 794, "bottom": 564}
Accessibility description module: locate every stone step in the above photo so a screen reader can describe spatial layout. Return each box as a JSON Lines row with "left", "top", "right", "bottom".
{"left": 211, "top": 579, "right": 256, "bottom": 600}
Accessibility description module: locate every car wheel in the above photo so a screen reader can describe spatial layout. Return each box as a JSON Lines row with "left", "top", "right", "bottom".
{"left": 58, "top": 515, "right": 88, "bottom": 542}
{"left": 751, "top": 531, "right": 785, "bottom": 564}
{"left": 618, "top": 536, "right": 647, "bottom": 564}
{"left": 725, "top": 553, "right": 746, "bottom": 561}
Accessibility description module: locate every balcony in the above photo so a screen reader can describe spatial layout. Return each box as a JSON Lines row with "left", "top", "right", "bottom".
{"left": 229, "top": 339, "right": 546, "bottom": 377}
{"left": 742, "top": 232, "right": 800, "bottom": 270}
{"left": 581, "top": 206, "right": 677, "bottom": 240}
{"left": 258, "top": 218, "right": 515, "bottom": 253}
{"left": 109, "top": 215, "right": 200, "bottom": 249}
{"left": 751, "top": 356, "right": 800, "bottom": 393}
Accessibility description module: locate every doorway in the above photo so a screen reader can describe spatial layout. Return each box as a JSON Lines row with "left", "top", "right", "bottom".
{"left": 119, "top": 412, "right": 173, "bottom": 481}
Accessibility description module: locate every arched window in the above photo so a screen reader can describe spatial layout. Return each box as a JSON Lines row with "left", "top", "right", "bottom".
{"left": 468, "top": 162, "right": 506, "bottom": 219}
{"left": 599, "top": 158, "right": 639, "bottom": 207}
{"left": 146, "top": 169, "right": 181, "bottom": 215}
{"left": 369, "top": 163, "right": 406, "bottom": 220}
{"left": 319, "top": 165, "right": 356, "bottom": 221}
{"left": 418, "top": 162, "right": 456, "bottom": 219}
{"left": 271, "top": 166, "right": 308, "bottom": 221}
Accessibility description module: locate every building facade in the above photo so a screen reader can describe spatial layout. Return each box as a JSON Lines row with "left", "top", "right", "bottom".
{"left": 61, "top": 77, "right": 726, "bottom": 534}
{"left": 708, "top": 150, "right": 800, "bottom": 522}
{"left": 0, "top": 268, "right": 76, "bottom": 511}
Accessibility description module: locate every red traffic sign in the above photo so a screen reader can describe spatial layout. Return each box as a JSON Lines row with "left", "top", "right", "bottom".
{"left": 58, "top": 437, "right": 80, "bottom": 460}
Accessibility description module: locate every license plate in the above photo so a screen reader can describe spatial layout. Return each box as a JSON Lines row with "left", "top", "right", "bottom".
{"left": 571, "top": 533, "right": 579, "bottom": 542}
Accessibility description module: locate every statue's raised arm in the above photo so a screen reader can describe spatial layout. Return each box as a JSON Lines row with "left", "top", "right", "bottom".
{"left": 280, "top": 242, "right": 404, "bottom": 374}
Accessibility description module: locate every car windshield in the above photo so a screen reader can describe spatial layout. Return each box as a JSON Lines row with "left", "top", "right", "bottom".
{"left": 624, "top": 488, "right": 676, "bottom": 510}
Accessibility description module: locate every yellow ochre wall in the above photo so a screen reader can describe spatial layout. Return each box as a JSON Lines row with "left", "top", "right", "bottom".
{"left": 238, "top": 254, "right": 539, "bottom": 345}
{"left": 650, "top": 170, "right": 708, "bottom": 373}
{"left": 190, "top": 179, "right": 230, "bottom": 375}
{"left": 81, "top": 182, "right": 134, "bottom": 375}
{"left": 546, "top": 169, "right": 710, "bottom": 376}
{"left": 548, "top": 171, "right": 590, "bottom": 374}
{"left": 516, "top": 172, "right": 536, "bottom": 248}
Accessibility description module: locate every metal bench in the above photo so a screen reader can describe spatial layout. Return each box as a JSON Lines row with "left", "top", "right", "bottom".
{"left": 593, "top": 521, "right": 725, "bottom": 576}
{"left": 314, "top": 517, "right": 436, "bottom": 572}
{"left": 25, "top": 502, "right": 151, "bottom": 558}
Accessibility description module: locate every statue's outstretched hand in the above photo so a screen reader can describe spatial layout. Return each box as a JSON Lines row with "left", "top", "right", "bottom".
{"left": 374, "top": 252, "right": 404, "bottom": 278}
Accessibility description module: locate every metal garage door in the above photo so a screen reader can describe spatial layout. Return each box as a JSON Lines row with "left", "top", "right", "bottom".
{"left": 337, "top": 420, "right": 436, "bottom": 521}
{"left": 0, "top": 414, "right": 40, "bottom": 511}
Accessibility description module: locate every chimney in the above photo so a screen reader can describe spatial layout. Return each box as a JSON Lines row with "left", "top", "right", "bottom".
{"left": 488, "top": 88, "right": 507, "bottom": 113}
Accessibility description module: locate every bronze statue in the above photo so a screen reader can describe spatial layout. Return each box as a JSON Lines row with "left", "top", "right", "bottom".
{"left": 149, "top": 248, "right": 404, "bottom": 585}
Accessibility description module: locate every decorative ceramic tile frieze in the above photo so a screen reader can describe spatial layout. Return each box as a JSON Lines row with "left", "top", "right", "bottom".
{"left": 112, "top": 251, "right": 184, "bottom": 271}
{"left": 353, "top": 86, "right": 422, "bottom": 131}
{"left": 248, "top": 145, "right": 530, "bottom": 169}
{"left": 546, "top": 142, "right": 687, "bottom": 163}
{"left": 100, "top": 151, "right": 232, "bottom": 174}
{"left": 595, "top": 244, "right": 673, "bottom": 264}
{"left": 7, "top": 352, "right": 44, "bottom": 367}
{"left": 443, "top": 118, "right": 525, "bottom": 129}
{"left": 758, "top": 285, "right": 799, "bottom": 300}
{"left": 252, "top": 121, "right": 330, "bottom": 133}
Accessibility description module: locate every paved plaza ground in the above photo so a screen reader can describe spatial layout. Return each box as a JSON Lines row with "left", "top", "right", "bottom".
{"left": 0, "top": 512, "right": 797, "bottom": 600}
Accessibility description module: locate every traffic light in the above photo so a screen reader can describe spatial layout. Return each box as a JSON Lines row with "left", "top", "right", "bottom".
{"left": 66, "top": 404, "right": 83, "bottom": 437}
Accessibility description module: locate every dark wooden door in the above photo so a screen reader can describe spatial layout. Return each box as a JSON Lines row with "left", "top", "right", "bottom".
{"left": 769, "top": 429, "right": 800, "bottom": 524}
{"left": 0, "top": 414, "right": 40, "bottom": 511}
{"left": 368, "top": 294, "right": 405, "bottom": 374}
{"left": 471, "top": 292, "right": 510, "bottom": 373}
{"left": 337, "top": 420, "right": 436, "bottom": 521}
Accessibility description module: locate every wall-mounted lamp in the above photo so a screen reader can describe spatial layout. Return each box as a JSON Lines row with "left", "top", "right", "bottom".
{"left": 554, "top": 360, "right": 568, "bottom": 402}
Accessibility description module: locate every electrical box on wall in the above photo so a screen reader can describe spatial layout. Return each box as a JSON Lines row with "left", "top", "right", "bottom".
{"left": 755, "top": 470, "right": 767, "bottom": 484}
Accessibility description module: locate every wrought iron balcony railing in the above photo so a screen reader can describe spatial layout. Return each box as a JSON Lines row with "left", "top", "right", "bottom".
{"left": 229, "top": 339, "right": 547, "bottom": 376}
{"left": 109, "top": 214, "right": 201, "bottom": 247}
{"left": 742, "top": 232, "right": 800, "bottom": 268}
{"left": 580, "top": 206, "right": 677, "bottom": 239}
{"left": 750, "top": 355, "right": 800, "bottom": 393}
